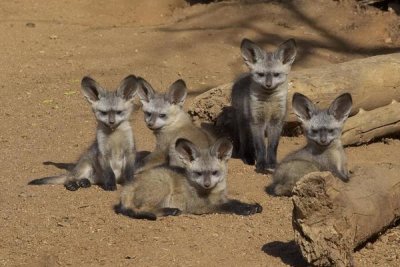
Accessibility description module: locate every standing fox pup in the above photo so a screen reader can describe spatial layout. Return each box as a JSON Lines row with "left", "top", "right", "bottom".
{"left": 232, "top": 38, "right": 297, "bottom": 173}
{"left": 136, "top": 78, "right": 212, "bottom": 170}
{"left": 270, "top": 92, "right": 353, "bottom": 196}
{"left": 29, "top": 75, "right": 138, "bottom": 191}
{"left": 115, "top": 138, "right": 262, "bottom": 220}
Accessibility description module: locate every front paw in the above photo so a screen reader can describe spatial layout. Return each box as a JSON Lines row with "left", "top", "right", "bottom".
{"left": 256, "top": 161, "right": 275, "bottom": 174}
{"left": 162, "top": 208, "right": 182, "bottom": 216}
{"left": 102, "top": 181, "right": 117, "bottom": 191}
{"left": 242, "top": 154, "right": 255, "bottom": 165}
{"left": 78, "top": 178, "right": 91, "bottom": 188}
{"left": 65, "top": 181, "right": 79, "bottom": 191}
{"left": 236, "top": 203, "right": 263, "bottom": 215}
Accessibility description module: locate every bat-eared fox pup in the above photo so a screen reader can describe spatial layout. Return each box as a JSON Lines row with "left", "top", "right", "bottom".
{"left": 115, "top": 138, "right": 262, "bottom": 220}
{"left": 231, "top": 38, "right": 297, "bottom": 173}
{"left": 270, "top": 92, "right": 353, "bottom": 196}
{"left": 29, "top": 75, "right": 138, "bottom": 191}
{"left": 135, "top": 77, "right": 213, "bottom": 170}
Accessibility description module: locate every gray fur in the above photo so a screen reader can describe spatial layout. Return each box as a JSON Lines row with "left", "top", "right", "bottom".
{"left": 271, "top": 92, "right": 353, "bottom": 196}
{"left": 115, "top": 138, "right": 262, "bottom": 220}
{"left": 232, "top": 38, "right": 297, "bottom": 172}
{"left": 135, "top": 77, "right": 212, "bottom": 171}
{"left": 29, "top": 75, "right": 138, "bottom": 191}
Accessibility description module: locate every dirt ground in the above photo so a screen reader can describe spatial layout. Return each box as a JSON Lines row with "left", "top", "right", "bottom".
{"left": 1, "top": 0, "right": 400, "bottom": 266}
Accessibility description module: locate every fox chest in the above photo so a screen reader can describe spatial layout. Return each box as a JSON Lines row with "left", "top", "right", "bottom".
{"left": 100, "top": 134, "right": 134, "bottom": 179}
{"left": 250, "top": 97, "right": 287, "bottom": 124}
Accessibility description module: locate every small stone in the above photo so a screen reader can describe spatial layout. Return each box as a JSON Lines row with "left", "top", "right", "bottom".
{"left": 384, "top": 37, "right": 392, "bottom": 44}
{"left": 26, "top": 22, "right": 35, "bottom": 28}
{"left": 49, "top": 35, "right": 58, "bottom": 40}
{"left": 365, "top": 242, "right": 374, "bottom": 249}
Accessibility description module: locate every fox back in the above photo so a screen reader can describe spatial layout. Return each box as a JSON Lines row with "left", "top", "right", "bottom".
{"left": 231, "top": 38, "right": 297, "bottom": 172}
{"left": 271, "top": 92, "right": 353, "bottom": 196}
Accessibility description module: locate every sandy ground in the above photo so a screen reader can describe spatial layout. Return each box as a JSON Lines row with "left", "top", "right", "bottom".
{"left": 1, "top": 0, "right": 400, "bottom": 266}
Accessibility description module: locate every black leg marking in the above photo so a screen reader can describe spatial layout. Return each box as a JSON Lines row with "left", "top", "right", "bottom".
{"left": 102, "top": 169, "right": 117, "bottom": 191}
{"left": 114, "top": 203, "right": 157, "bottom": 221}
{"left": 220, "top": 200, "right": 263, "bottom": 216}
{"left": 78, "top": 178, "right": 91, "bottom": 188}
{"left": 65, "top": 181, "right": 79, "bottom": 191}
{"left": 162, "top": 208, "right": 182, "bottom": 217}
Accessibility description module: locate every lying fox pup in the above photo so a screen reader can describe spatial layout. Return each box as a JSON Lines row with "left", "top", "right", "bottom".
{"left": 135, "top": 77, "right": 213, "bottom": 170}
{"left": 29, "top": 75, "right": 138, "bottom": 191}
{"left": 270, "top": 92, "right": 353, "bottom": 196}
{"left": 115, "top": 138, "right": 262, "bottom": 220}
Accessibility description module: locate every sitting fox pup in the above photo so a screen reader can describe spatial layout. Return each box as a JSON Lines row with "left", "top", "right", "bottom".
{"left": 115, "top": 138, "right": 262, "bottom": 220}
{"left": 136, "top": 78, "right": 212, "bottom": 170}
{"left": 29, "top": 76, "right": 138, "bottom": 191}
{"left": 270, "top": 92, "right": 353, "bottom": 196}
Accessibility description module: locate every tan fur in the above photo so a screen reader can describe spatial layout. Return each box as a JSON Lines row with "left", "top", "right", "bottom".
{"left": 116, "top": 138, "right": 262, "bottom": 220}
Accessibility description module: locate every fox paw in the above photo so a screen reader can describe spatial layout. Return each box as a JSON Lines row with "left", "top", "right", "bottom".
{"left": 236, "top": 203, "right": 263, "bottom": 215}
{"left": 256, "top": 161, "right": 275, "bottom": 174}
{"left": 102, "top": 182, "right": 117, "bottom": 191}
{"left": 78, "top": 178, "right": 91, "bottom": 188}
{"left": 162, "top": 208, "right": 182, "bottom": 216}
{"left": 65, "top": 181, "right": 79, "bottom": 191}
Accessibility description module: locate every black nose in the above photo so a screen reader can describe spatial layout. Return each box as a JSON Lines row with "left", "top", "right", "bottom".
{"left": 109, "top": 120, "right": 115, "bottom": 125}
{"left": 204, "top": 182, "right": 211, "bottom": 188}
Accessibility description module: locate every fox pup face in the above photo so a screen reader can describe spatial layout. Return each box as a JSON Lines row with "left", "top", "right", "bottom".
{"left": 171, "top": 138, "right": 233, "bottom": 190}
{"left": 292, "top": 93, "right": 353, "bottom": 146}
{"left": 240, "top": 38, "right": 296, "bottom": 90}
{"left": 137, "top": 78, "right": 187, "bottom": 131}
{"left": 81, "top": 76, "right": 138, "bottom": 129}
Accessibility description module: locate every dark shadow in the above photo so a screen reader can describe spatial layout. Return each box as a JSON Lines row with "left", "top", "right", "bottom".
{"left": 354, "top": 217, "right": 400, "bottom": 252}
{"left": 43, "top": 161, "right": 75, "bottom": 171}
{"left": 186, "top": 0, "right": 217, "bottom": 5}
{"left": 262, "top": 240, "right": 308, "bottom": 267}
{"left": 160, "top": 0, "right": 400, "bottom": 66}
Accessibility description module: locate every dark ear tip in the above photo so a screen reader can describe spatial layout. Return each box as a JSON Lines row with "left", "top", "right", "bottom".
{"left": 81, "top": 76, "right": 94, "bottom": 85}
{"left": 241, "top": 38, "right": 253, "bottom": 47}
{"left": 124, "top": 74, "right": 137, "bottom": 80}
{"left": 285, "top": 38, "right": 296, "bottom": 46}
{"left": 292, "top": 92, "right": 306, "bottom": 100}
{"left": 342, "top": 92, "right": 352, "bottom": 101}
{"left": 173, "top": 79, "right": 187, "bottom": 88}
{"left": 175, "top": 138, "right": 191, "bottom": 147}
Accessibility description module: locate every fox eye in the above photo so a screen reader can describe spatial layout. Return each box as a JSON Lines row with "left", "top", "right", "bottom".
{"left": 100, "top": 111, "right": 107, "bottom": 116}
{"left": 311, "top": 129, "right": 318, "bottom": 134}
{"left": 159, "top": 114, "right": 167, "bottom": 118}
{"left": 116, "top": 111, "right": 123, "bottom": 115}
{"left": 194, "top": 171, "right": 202, "bottom": 176}
{"left": 256, "top": 72, "right": 265, "bottom": 77}
{"left": 273, "top": 73, "right": 280, "bottom": 77}
{"left": 212, "top": 171, "right": 219, "bottom": 176}
{"left": 144, "top": 111, "right": 151, "bottom": 117}
{"left": 328, "top": 129, "right": 335, "bottom": 134}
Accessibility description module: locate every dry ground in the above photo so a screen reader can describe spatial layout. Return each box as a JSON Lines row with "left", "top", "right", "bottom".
{"left": 1, "top": 0, "right": 400, "bottom": 266}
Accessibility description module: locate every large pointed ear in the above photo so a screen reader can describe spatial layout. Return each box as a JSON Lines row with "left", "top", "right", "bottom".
{"left": 292, "top": 93, "right": 316, "bottom": 122}
{"left": 240, "top": 38, "right": 264, "bottom": 66}
{"left": 211, "top": 138, "right": 233, "bottom": 161}
{"left": 137, "top": 77, "right": 155, "bottom": 103}
{"left": 168, "top": 79, "right": 187, "bottom": 106}
{"left": 116, "top": 75, "right": 138, "bottom": 101}
{"left": 328, "top": 93, "right": 352, "bottom": 122}
{"left": 174, "top": 138, "right": 200, "bottom": 165}
{"left": 81, "top": 76, "right": 105, "bottom": 104}
{"left": 275, "top": 38, "right": 297, "bottom": 65}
